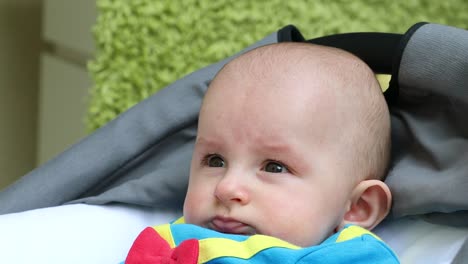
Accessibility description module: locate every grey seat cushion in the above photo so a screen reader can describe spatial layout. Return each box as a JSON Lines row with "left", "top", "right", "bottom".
{"left": 1, "top": 23, "right": 467, "bottom": 222}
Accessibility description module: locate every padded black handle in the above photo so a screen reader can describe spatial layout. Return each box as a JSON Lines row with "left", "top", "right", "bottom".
{"left": 278, "top": 25, "right": 402, "bottom": 74}
{"left": 278, "top": 25, "right": 406, "bottom": 105}
{"left": 277, "top": 23, "right": 429, "bottom": 105}
{"left": 307, "top": 32, "right": 402, "bottom": 74}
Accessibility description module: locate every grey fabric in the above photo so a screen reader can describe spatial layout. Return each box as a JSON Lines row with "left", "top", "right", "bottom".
{"left": 0, "top": 32, "right": 278, "bottom": 215}
{"left": 2, "top": 23, "right": 468, "bottom": 222}
{"left": 387, "top": 23, "right": 468, "bottom": 218}
{"left": 453, "top": 238, "right": 468, "bottom": 264}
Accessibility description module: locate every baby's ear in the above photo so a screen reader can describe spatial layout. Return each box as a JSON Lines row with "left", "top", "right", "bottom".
{"left": 339, "top": 180, "right": 392, "bottom": 231}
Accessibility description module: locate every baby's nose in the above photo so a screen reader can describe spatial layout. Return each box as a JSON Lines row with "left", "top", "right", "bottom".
{"left": 214, "top": 173, "right": 250, "bottom": 206}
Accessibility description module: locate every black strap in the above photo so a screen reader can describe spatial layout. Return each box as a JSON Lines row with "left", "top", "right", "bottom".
{"left": 278, "top": 25, "right": 402, "bottom": 74}
{"left": 387, "top": 22, "right": 428, "bottom": 104}
{"left": 277, "top": 25, "right": 411, "bottom": 105}
{"left": 307, "top": 32, "right": 402, "bottom": 75}
{"left": 277, "top": 24, "right": 306, "bottom": 42}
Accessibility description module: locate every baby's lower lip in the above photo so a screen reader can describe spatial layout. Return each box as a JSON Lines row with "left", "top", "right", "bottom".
{"left": 210, "top": 217, "right": 253, "bottom": 235}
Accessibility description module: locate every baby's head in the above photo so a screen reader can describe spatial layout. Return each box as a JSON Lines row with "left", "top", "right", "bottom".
{"left": 183, "top": 43, "right": 391, "bottom": 247}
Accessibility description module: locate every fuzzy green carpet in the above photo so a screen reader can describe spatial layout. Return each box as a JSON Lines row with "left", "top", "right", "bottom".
{"left": 87, "top": 0, "right": 468, "bottom": 131}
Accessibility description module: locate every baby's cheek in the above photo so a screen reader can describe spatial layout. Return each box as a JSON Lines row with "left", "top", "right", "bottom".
{"left": 183, "top": 198, "right": 196, "bottom": 222}
{"left": 183, "top": 192, "right": 206, "bottom": 224}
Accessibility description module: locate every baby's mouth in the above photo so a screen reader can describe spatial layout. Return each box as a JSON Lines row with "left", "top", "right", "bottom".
{"left": 209, "top": 216, "right": 256, "bottom": 235}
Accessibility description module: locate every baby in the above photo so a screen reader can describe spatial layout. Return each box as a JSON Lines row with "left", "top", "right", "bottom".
{"left": 124, "top": 43, "right": 398, "bottom": 263}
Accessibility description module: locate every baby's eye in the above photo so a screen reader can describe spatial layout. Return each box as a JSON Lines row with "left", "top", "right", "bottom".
{"left": 205, "top": 155, "right": 225, "bottom": 168}
{"left": 263, "top": 161, "right": 289, "bottom": 173}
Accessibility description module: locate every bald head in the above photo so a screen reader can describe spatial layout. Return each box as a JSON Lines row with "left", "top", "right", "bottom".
{"left": 203, "top": 42, "right": 391, "bottom": 181}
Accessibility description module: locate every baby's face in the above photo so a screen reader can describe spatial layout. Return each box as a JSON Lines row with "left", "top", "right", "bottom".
{"left": 183, "top": 60, "right": 358, "bottom": 247}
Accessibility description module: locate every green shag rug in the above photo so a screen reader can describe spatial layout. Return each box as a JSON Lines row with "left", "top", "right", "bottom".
{"left": 87, "top": 0, "right": 468, "bottom": 131}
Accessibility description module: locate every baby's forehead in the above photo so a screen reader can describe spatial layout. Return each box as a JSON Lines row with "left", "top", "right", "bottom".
{"left": 229, "top": 43, "right": 362, "bottom": 71}
{"left": 223, "top": 44, "right": 368, "bottom": 89}
{"left": 207, "top": 42, "right": 380, "bottom": 115}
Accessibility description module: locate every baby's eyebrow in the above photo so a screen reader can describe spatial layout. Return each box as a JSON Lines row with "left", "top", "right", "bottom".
{"left": 195, "top": 137, "right": 222, "bottom": 149}
{"left": 255, "top": 142, "right": 309, "bottom": 171}
{"left": 255, "top": 142, "right": 294, "bottom": 157}
{"left": 256, "top": 143, "right": 293, "bottom": 154}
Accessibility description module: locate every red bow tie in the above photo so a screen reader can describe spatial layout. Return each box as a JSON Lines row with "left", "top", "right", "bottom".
{"left": 125, "top": 227, "right": 199, "bottom": 264}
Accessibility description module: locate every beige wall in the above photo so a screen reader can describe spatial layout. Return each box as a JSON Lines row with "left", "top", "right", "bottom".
{"left": 37, "top": 53, "right": 90, "bottom": 165}
{"left": 0, "top": 0, "right": 95, "bottom": 190}
{"left": 0, "top": 0, "right": 42, "bottom": 190}
{"left": 36, "top": 0, "right": 95, "bottom": 166}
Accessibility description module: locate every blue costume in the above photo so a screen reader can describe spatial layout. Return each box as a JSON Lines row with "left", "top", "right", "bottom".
{"left": 124, "top": 217, "right": 399, "bottom": 263}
